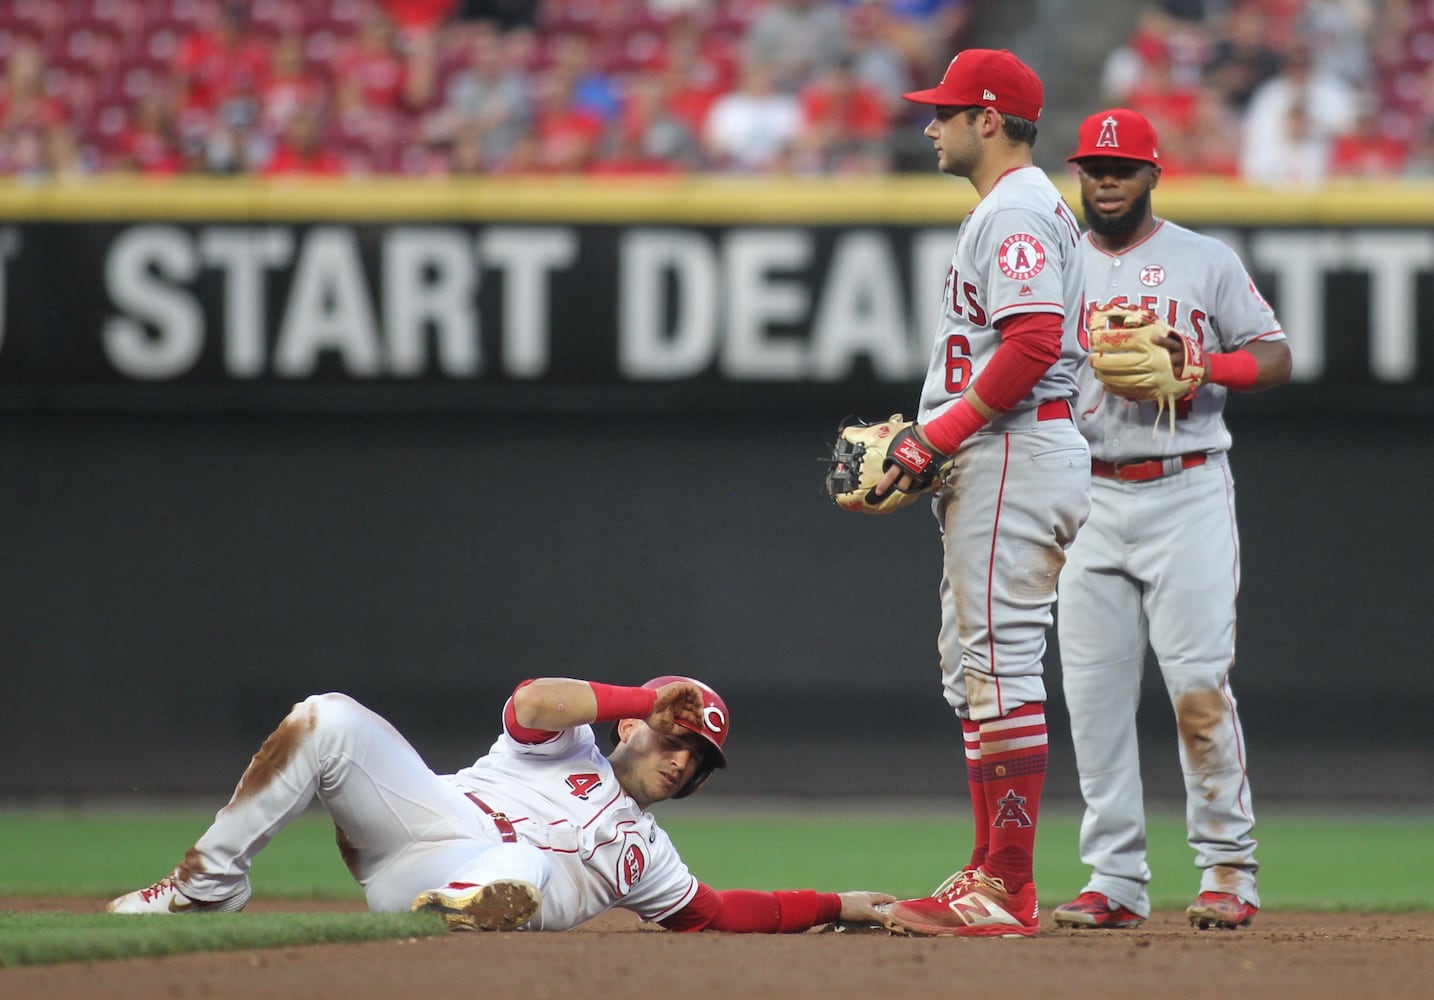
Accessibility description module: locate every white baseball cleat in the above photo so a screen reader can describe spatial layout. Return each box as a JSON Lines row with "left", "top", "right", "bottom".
{"left": 107, "top": 870, "right": 252, "bottom": 914}
{"left": 410, "top": 879, "right": 542, "bottom": 932}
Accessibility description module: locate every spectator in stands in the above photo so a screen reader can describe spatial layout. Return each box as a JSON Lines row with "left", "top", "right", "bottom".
{"left": 842, "top": 0, "right": 971, "bottom": 91}
{"left": 423, "top": 19, "right": 531, "bottom": 170}
{"left": 1158, "top": 84, "right": 1241, "bottom": 177}
{"left": 1297, "top": 0, "right": 1375, "bottom": 89}
{"left": 527, "top": 70, "right": 606, "bottom": 172}
{"left": 593, "top": 68, "right": 701, "bottom": 174}
{"left": 173, "top": 1, "right": 271, "bottom": 117}
{"left": 1202, "top": 4, "right": 1282, "bottom": 114}
{"left": 0, "top": 41, "right": 80, "bottom": 179}
{"left": 1328, "top": 104, "right": 1410, "bottom": 177}
{"left": 702, "top": 58, "right": 802, "bottom": 173}
{"left": 337, "top": 5, "right": 410, "bottom": 114}
{"left": 1240, "top": 38, "right": 1359, "bottom": 185}
{"left": 259, "top": 30, "right": 329, "bottom": 141}
{"left": 263, "top": 104, "right": 344, "bottom": 176}
{"left": 843, "top": 1, "right": 918, "bottom": 114}
{"left": 793, "top": 56, "right": 890, "bottom": 174}
{"left": 1101, "top": 5, "right": 1206, "bottom": 107}
{"left": 742, "top": 0, "right": 849, "bottom": 95}
{"left": 544, "top": 30, "right": 623, "bottom": 124}
{"left": 110, "top": 89, "right": 184, "bottom": 175}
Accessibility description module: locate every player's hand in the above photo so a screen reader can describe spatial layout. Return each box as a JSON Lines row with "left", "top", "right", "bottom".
{"left": 646, "top": 681, "right": 705, "bottom": 734}
{"left": 836, "top": 891, "right": 899, "bottom": 930}
{"left": 872, "top": 423, "right": 932, "bottom": 498}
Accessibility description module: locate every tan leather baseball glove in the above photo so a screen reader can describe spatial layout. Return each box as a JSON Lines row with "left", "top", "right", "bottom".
{"left": 1088, "top": 302, "right": 1206, "bottom": 430}
{"left": 825, "top": 414, "right": 954, "bottom": 515}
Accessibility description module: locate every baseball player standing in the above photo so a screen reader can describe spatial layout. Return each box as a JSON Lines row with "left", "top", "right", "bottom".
{"left": 1053, "top": 108, "right": 1292, "bottom": 931}
{"left": 856, "top": 49, "right": 1091, "bottom": 937}
{"left": 108, "top": 676, "right": 896, "bottom": 933}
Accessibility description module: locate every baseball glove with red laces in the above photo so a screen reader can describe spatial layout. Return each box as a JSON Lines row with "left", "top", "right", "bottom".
{"left": 1087, "top": 302, "right": 1206, "bottom": 431}
{"left": 825, "top": 414, "right": 954, "bottom": 515}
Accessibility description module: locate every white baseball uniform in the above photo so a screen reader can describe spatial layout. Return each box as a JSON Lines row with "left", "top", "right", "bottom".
{"left": 917, "top": 165, "right": 1091, "bottom": 722}
{"left": 1057, "top": 219, "right": 1285, "bottom": 916}
{"left": 175, "top": 692, "right": 699, "bottom": 929}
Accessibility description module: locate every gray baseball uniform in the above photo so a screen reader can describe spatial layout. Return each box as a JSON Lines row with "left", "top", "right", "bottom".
{"left": 918, "top": 165, "right": 1091, "bottom": 723}
{"left": 1057, "top": 219, "right": 1285, "bottom": 917}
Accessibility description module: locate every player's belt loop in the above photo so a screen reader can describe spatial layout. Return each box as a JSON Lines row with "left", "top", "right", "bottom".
{"left": 464, "top": 791, "right": 519, "bottom": 844}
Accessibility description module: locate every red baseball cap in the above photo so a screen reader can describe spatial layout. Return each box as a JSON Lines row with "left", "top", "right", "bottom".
{"left": 902, "top": 48, "right": 1044, "bottom": 121}
{"left": 1068, "top": 108, "right": 1160, "bottom": 163}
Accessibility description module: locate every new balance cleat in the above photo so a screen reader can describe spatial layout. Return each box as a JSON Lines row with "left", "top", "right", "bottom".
{"left": 1187, "top": 891, "right": 1257, "bottom": 929}
{"left": 107, "top": 871, "right": 251, "bottom": 914}
{"left": 883, "top": 868, "right": 1039, "bottom": 938}
{"left": 1052, "top": 891, "right": 1144, "bottom": 929}
{"left": 411, "top": 879, "right": 542, "bottom": 932}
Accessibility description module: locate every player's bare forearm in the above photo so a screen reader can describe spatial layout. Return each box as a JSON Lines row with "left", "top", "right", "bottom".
{"left": 510, "top": 678, "right": 600, "bottom": 730}
{"left": 1239, "top": 340, "right": 1293, "bottom": 391}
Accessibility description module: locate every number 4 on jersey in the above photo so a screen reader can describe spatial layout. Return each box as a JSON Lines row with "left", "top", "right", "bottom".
{"left": 566, "top": 772, "right": 603, "bottom": 799}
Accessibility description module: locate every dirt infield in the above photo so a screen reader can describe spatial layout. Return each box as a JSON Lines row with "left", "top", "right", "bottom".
{"left": 4, "top": 898, "right": 1432, "bottom": 1000}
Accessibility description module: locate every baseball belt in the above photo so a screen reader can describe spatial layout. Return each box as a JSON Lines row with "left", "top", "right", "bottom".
{"left": 1091, "top": 452, "right": 1207, "bottom": 482}
{"left": 464, "top": 792, "right": 518, "bottom": 844}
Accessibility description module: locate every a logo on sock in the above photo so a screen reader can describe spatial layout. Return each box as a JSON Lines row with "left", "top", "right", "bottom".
{"left": 992, "top": 789, "right": 1033, "bottom": 828}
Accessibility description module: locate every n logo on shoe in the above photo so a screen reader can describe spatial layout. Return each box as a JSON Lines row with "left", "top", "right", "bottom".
{"left": 947, "top": 895, "right": 992, "bottom": 923}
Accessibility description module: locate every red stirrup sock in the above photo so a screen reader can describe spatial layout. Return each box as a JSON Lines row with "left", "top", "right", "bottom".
{"left": 978, "top": 703, "right": 1048, "bottom": 892}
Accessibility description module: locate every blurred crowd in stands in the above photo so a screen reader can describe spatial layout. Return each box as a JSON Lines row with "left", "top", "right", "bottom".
{"left": 1109, "top": 0, "right": 1434, "bottom": 182}
{"left": 0, "top": 0, "right": 971, "bottom": 178}
{"left": 4, "top": 0, "right": 1434, "bottom": 183}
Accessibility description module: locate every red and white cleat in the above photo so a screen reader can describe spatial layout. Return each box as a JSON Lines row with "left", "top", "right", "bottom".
{"left": 107, "top": 871, "right": 251, "bottom": 914}
{"left": 1052, "top": 891, "right": 1145, "bottom": 929}
{"left": 883, "top": 868, "right": 1039, "bottom": 938}
{"left": 1187, "top": 891, "right": 1258, "bottom": 929}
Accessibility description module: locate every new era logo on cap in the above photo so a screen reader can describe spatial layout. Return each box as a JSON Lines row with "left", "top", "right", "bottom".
{"left": 902, "top": 48, "right": 1044, "bottom": 121}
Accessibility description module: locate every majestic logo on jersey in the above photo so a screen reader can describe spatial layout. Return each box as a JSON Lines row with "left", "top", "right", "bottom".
{"left": 566, "top": 772, "right": 604, "bottom": 799}
{"left": 702, "top": 705, "right": 727, "bottom": 736}
{"left": 992, "top": 788, "right": 1034, "bottom": 828}
{"left": 619, "top": 841, "right": 647, "bottom": 893}
{"left": 997, "top": 234, "right": 1046, "bottom": 281}
{"left": 1139, "top": 265, "right": 1165, "bottom": 287}
{"left": 1096, "top": 115, "right": 1120, "bottom": 149}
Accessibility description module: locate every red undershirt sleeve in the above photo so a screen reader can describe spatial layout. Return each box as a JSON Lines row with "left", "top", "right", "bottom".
{"left": 921, "top": 311, "right": 1065, "bottom": 454}
{"left": 659, "top": 883, "right": 844, "bottom": 933}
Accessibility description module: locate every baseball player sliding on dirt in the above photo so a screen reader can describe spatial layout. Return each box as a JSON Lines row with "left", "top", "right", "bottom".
{"left": 108, "top": 676, "right": 896, "bottom": 933}
{"left": 1053, "top": 108, "right": 1291, "bottom": 931}
{"left": 826, "top": 49, "right": 1090, "bottom": 937}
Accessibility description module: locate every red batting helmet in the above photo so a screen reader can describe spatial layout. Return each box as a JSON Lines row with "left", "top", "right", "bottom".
{"left": 610, "top": 675, "right": 729, "bottom": 798}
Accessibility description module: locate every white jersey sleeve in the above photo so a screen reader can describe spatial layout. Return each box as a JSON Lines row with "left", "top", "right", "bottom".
{"left": 443, "top": 703, "right": 698, "bottom": 930}
{"left": 918, "top": 166, "right": 1086, "bottom": 423}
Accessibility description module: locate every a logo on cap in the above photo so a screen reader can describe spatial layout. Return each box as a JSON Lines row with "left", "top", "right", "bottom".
{"left": 983, "top": 89, "right": 996, "bottom": 100}
{"left": 1096, "top": 115, "right": 1120, "bottom": 149}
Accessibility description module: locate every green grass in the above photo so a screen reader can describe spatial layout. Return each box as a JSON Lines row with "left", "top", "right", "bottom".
{"left": 3, "top": 805, "right": 1431, "bottom": 912}
{"left": 0, "top": 911, "right": 444, "bottom": 966}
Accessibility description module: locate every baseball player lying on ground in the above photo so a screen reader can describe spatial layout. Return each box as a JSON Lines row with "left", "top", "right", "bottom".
{"left": 108, "top": 676, "right": 896, "bottom": 933}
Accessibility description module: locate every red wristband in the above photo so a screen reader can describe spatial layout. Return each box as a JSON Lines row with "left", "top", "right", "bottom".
{"left": 921, "top": 398, "right": 987, "bottom": 454}
{"left": 1205, "top": 350, "right": 1259, "bottom": 390}
{"left": 588, "top": 682, "right": 658, "bottom": 723}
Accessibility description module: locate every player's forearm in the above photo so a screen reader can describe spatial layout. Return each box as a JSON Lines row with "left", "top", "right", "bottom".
{"left": 1205, "top": 341, "right": 1291, "bottom": 392}
{"left": 510, "top": 678, "right": 657, "bottom": 731}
